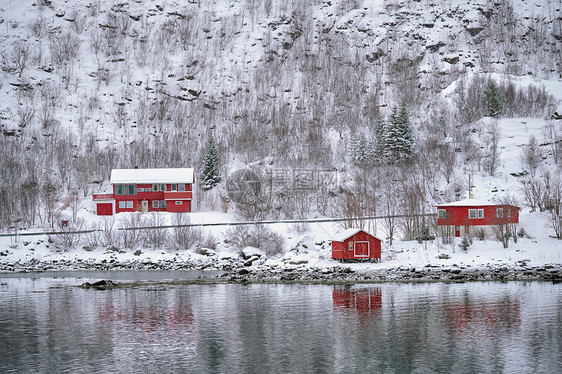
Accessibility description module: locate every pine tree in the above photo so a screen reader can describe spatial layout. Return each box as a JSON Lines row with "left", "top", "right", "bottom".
{"left": 384, "top": 103, "right": 414, "bottom": 162}
{"left": 201, "top": 136, "right": 221, "bottom": 190}
{"left": 483, "top": 80, "right": 502, "bottom": 118}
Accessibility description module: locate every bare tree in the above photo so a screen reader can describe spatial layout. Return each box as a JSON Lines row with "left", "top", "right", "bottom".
{"left": 548, "top": 173, "right": 562, "bottom": 239}
{"left": 2, "top": 40, "right": 31, "bottom": 77}
{"left": 482, "top": 119, "right": 501, "bottom": 176}
{"left": 521, "top": 136, "right": 541, "bottom": 176}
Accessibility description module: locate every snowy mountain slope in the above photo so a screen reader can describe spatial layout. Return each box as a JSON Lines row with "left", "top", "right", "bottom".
{"left": 0, "top": 0, "right": 561, "bottom": 262}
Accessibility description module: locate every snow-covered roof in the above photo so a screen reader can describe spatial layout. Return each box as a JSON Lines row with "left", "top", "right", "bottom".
{"left": 437, "top": 198, "right": 517, "bottom": 207}
{"left": 110, "top": 168, "right": 194, "bottom": 184}
{"left": 332, "top": 228, "right": 381, "bottom": 242}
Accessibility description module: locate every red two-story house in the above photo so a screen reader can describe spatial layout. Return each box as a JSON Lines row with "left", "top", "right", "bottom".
{"left": 93, "top": 168, "right": 194, "bottom": 215}
{"left": 436, "top": 198, "right": 520, "bottom": 237}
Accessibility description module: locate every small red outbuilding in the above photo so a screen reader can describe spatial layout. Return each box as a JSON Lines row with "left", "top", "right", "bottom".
{"left": 331, "top": 228, "right": 382, "bottom": 262}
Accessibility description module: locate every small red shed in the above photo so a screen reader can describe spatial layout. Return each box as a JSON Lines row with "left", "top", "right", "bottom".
{"left": 436, "top": 198, "right": 520, "bottom": 237}
{"left": 331, "top": 228, "right": 382, "bottom": 262}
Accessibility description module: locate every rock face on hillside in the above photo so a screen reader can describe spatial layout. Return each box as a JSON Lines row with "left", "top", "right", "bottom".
{"left": 0, "top": 0, "right": 560, "bottom": 235}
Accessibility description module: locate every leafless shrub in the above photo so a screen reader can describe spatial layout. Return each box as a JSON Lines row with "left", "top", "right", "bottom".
{"left": 119, "top": 213, "right": 144, "bottom": 250}
{"left": 144, "top": 212, "right": 168, "bottom": 249}
{"left": 49, "top": 31, "right": 81, "bottom": 68}
{"left": 30, "top": 16, "right": 46, "bottom": 37}
{"left": 53, "top": 216, "right": 84, "bottom": 249}
{"left": 2, "top": 40, "right": 31, "bottom": 77}
{"left": 521, "top": 177, "right": 546, "bottom": 212}
{"left": 542, "top": 120, "right": 562, "bottom": 165}
{"left": 224, "top": 225, "right": 284, "bottom": 257}
{"left": 101, "top": 217, "right": 117, "bottom": 247}
{"left": 171, "top": 213, "right": 203, "bottom": 250}
{"left": 83, "top": 223, "right": 102, "bottom": 250}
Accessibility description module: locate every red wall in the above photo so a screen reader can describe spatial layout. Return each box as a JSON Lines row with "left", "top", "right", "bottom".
{"left": 437, "top": 205, "right": 520, "bottom": 227}
{"left": 96, "top": 203, "right": 113, "bottom": 216}
{"left": 332, "top": 231, "right": 381, "bottom": 261}
{"left": 112, "top": 183, "right": 192, "bottom": 214}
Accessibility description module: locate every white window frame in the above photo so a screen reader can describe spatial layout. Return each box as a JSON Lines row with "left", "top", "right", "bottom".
{"left": 179, "top": 184, "right": 185, "bottom": 191}
{"left": 438, "top": 209, "right": 447, "bottom": 219}
{"left": 468, "top": 209, "right": 477, "bottom": 219}
{"left": 118, "top": 201, "right": 125, "bottom": 209}
{"left": 126, "top": 201, "right": 133, "bottom": 209}
{"left": 160, "top": 200, "right": 166, "bottom": 208}
{"left": 153, "top": 184, "right": 159, "bottom": 191}
{"left": 478, "top": 209, "right": 484, "bottom": 218}
{"left": 175, "top": 201, "right": 182, "bottom": 205}
{"left": 138, "top": 188, "right": 145, "bottom": 192}
{"left": 171, "top": 184, "right": 177, "bottom": 191}
{"left": 497, "top": 208, "right": 503, "bottom": 218}
{"left": 152, "top": 201, "right": 159, "bottom": 208}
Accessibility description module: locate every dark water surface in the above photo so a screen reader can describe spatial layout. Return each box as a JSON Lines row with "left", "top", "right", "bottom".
{"left": 0, "top": 273, "right": 561, "bottom": 373}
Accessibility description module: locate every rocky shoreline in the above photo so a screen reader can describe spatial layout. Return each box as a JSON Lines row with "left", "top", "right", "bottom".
{"left": 1, "top": 259, "right": 561, "bottom": 284}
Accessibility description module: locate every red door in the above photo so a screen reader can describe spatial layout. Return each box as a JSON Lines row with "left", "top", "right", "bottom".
{"left": 354, "top": 242, "right": 369, "bottom": 258}
{"left": 97, "top": 203, "right": 113, "bottom": 215}
{"left": 455, "top": 226, "right": 460, "bottom": 237}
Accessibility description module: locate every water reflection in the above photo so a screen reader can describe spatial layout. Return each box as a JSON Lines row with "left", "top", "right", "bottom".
{"left": 0, "top": 279, "right": 561, "bottom": 374}
{"left": 332, "top": 286, "right": 382, "bottom": 316}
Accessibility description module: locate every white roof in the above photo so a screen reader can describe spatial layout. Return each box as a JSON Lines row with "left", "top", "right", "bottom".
{"left": 110, "top": 168, "right": 194, "bottom": 184}
{"left": 437, "top": 198, "right": 509, "bottom": 207}
{"left": 332, "top": 228, "right": 381, "bottom": 242}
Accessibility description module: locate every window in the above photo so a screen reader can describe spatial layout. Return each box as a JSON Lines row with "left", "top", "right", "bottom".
{"left": 171, "top": 184, "right": 177, "bottom": 191}
{"left": 126, "top": 201, "right": 133, "bottom": 209}
{"left": 507, "top": 208, "right": 511, "bottom": 217}
{"left": 118, "top": 201, "right": 126, "bottom": 209}
{"left": 161, "top": 200, "right": 166, "bottom": 208}
{"left": 179, "top": 184, "right": 185, "bottom": 191}
{"left": 127, "top": 185, "right": 136, "bottom": 195}
{"left": 152, "top": 201, "right": 159, "bottom": 208}
{"left": 138, "top": 188, "right": 145, "bottom": 192}
{"left": 115, "top": 184, "right": 126, "bottom": 195}
{"left": 348, "top": 242, "right": 353, "bottom": 251}
{"left": 145, "top": 187, "right": 152, "bottom": 192}
{"left": 161, "top": 184, "right": 166, "bottom": 192}
{"left": 497, "top": 208, "right": 503, "bottom": 218}
{"left": 478, "top": 209, "right": 484, "bottom": 218}
{"left": 175, "top": 201, "right": 182, "bottom": 205}
{"left": 438, "top": 209, "right": 447, "bottom": 219}
{"left": 468, "top": 209, "right": 477, "bottom": 219}
{"left": 153, "top": 184, "right": 159, "bottom": 191}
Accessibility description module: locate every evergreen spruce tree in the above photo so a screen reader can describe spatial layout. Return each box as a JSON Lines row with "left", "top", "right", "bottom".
{"left": 384, "top": 103, "right": 414, "bottom": 162}
{"left": 201, "top": 136, "right": 221, "bottom": 190}
{"left": 482, "top": 80, "right": 502, "bottom": 118}
{"left": 372, "top": 116, "right": 387, "bottom": 163}
{"left": 349, "top": 134, "right": 368, "bottom": 167}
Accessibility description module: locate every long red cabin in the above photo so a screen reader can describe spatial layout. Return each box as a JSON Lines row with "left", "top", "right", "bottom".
{"left": 331, "top": 229, "right": 382, "bottom": 262}
{"left": 93, "top": 168, "right": 194, "bottom": 215}
{"left": 436, "top": 198, "right": 520, "bottom": 237}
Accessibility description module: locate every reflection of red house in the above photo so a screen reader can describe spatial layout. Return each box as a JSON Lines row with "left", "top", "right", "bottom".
{"left": 331, "top": 229, "right": 382, "bottom": 262}
{"left": 446, "top": 299, "right": 520, "bottom": 335}
{"left": 436, "top": 198, "right": 520, "bottom": 237}
{"left": 93, "top": 168, "right": 194, "bottom": 215}
{"left": 333, "top": 287, "right": 382, "bottom": 314}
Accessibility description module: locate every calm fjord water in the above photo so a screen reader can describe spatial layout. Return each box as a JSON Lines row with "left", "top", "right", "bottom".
{"left": 0, "top": 275, "right": 560, "bottom": 373}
